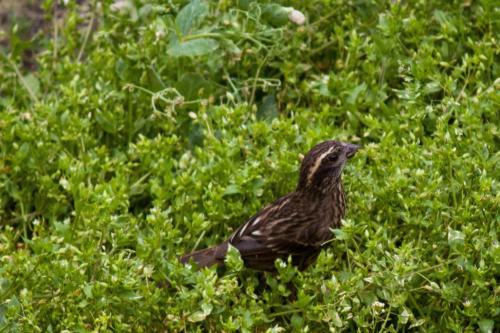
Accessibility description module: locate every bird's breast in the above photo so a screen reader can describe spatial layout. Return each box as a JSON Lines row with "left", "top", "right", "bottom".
{"left": 315, "top": 187, "right": 346, "bottom": 244}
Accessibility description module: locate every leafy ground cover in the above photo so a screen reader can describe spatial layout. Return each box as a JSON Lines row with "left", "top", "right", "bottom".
{"left": 0, "top": 0, "right": 498, "bottom": 331}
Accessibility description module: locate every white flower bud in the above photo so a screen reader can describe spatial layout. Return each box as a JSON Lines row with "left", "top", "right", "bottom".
{"left": 110, "top": 0, "right": 129, "bottom": 12}
{"left": 288, "top": 9, "right": 306, "bottom": 25}
{"left": 155, "top": 30, "right": 166, "bottom": 39}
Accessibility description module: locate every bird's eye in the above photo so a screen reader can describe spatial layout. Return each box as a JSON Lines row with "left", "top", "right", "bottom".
{"left": 327, "top": 154, "right": 338, "bottom": 162}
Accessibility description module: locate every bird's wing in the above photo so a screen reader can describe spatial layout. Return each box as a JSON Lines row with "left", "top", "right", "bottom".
{"left": 228, "top": 193, "right": 321, "bottom": 261}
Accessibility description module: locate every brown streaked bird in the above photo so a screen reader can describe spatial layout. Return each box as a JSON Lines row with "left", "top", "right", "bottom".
{"left": 180, "top": 140, "right": 360, "bottom": 271}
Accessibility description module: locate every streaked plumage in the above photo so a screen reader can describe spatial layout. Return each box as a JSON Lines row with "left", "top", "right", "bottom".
{"left": 180, "top": 140, "right": 359, "bottom": 271}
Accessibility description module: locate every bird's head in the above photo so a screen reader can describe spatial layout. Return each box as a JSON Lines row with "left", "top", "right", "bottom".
{"left": 298, "top": 140, "right": 359, "bottom": 193}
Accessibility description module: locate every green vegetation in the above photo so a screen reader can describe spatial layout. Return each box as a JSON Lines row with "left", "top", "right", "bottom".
{"left": 0, "top": 0, "right": 498, "bottom": 331}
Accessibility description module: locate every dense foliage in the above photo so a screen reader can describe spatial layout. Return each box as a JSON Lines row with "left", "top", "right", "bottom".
{"left": 0, "top": 0, "right": 498, "bottom": 331}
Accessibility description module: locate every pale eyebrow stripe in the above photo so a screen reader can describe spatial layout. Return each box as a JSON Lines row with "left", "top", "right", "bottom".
{"left": 307, "top": 146, "right": 335, "bottom": 185}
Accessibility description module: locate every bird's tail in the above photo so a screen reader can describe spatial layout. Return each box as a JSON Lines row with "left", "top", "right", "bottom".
{"left": 180, "top": 242, "right": 228, "bottom": 268}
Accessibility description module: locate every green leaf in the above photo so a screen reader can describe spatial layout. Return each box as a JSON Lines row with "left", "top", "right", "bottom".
{"left": 23, "top": 73, "right": 40, "bottom": 97}
{"left": 223, "top": 184, "right": 240, "bottom": 196}
{"left": 83, "top": 283, "right": 93, "bottom": 298}
{"left": 223, "top": 39, "right": 242, "bottom": 56}
{"left": 478, "top": 319, "right": 494, "bottom": 333}
{"left": 331, "top": 310, "right": 343, "bottom": 328}
{"left": 168, "top": 38, "right": 219, "bottom": 58}
{"left": 332, "top": 228, "right": 350, "bottom": 240}
{"left": 175, "top": 73, "right": 218, "bottom": 100}
{"left": 291, "top": 314, "right": 304, "bottom": 331}
{"left": 188, "top": 123, "right": 204, "bottom": 148}
{"left": 225, "top": 244, "right": 244, "bottom": 272}
{"left": 257, "top": 94, "right": 278, "bottom": 121}
{"left": 188, "top": 310, "right": 207, "bottom": 322}
{"left": 115, "top": 58, "right": 128, "bottom": 80}
{"left": 448, "top": 229, "right": 465, "bottom": 246}
{"left": 0, "top": 305, "right": 5, "bottom": 326}
{"left": 261, "top": 4, "right": 290, "bottom": 27}
{"left": 95, "top": 109, "right": 117, "bottom": 134}
{"left": 410, "top": 318, "right": 426, "bottom": 328}
{"left": 176, "top": 0, "right": 209, "bottom": 35}
{"left": 423, "top": 81, "right": 441, "bottom": 95}
{"left": 399, "top": 308, "right": 411, "bottom": 325}
{"left": 347, "top": 82, "right": 367, "bottom": 104}
{"left": 358, "top": 290, "right": 377, "bottom": 305}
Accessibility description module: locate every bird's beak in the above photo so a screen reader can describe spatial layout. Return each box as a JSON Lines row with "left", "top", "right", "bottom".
{"left": 345, "top": 143, "right": 360, "bottom": 159}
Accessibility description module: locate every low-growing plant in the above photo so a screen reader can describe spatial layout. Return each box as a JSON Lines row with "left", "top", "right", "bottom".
{"left": 0, "top": 0, "right": 498, "bottom": 332}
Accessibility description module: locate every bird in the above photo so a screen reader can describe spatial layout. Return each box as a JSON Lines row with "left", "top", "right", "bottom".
{"left": 180, "top": 140, "right": 360, "bottom": 271}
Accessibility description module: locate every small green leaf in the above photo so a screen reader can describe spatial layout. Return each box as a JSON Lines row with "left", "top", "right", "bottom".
{"left": 175, "top": 73, "right": 218, "bottom": 100}
{"left": 448, "top": 229, "right": 465, "bottom": 246}
{"left": 83, "top": 284, "right": 93, "bottom": 298}
{"left": 423, "top": 81, "right": 441, "bottom": 95}
{"left": 223, "top": 39, "right": 242, "bottom": 56}
{"left": 332, "top": 228, "right": 350, "bottom": 240}
{"left": 331, "top": 310, "right": 343, "bottom": 327}
{"left": 358, "top": 290, "right": 377, "bottom": 305}
{"left": 257, "top": 94, "right": 278, "bottom": 121}
{"left": 410, "top": 318, "right": 426, "bottom": 328}
{"left": 399, "top": 308, "right": 411, "bottom": 325}
{"left": 188, "top": 303, "right": 213, "bottom": 322}
{"left": 225, "top": 244, "right": 244, "bottom": 272}
{"left": 168, "top": 38, "right": 219, "bottom": 58}
{"left": 291, "top": 314, "right": 304, "bottom": 330}
{"left": 478, "top": 319, "right": 494, "bottom": 333}
{"left": 265, "top": 325, "right": 286, "bottom": 333}
{"left": 188, "top": 311, "right": 207, "bottom": 322}
{"left": 23, "top": 73, "right": 40, "bottom": 97}
{"left": 223, "top": 184, "right": 240, "bottom": 195}
{"left": 261, "top": 4, "right": 290, "bottom": 27}
{"left": 176, "top": 0, "right": 209, "bottom": 35}
{"left": 115, "top": 58, "right": 128, "bottom": 80}
{"left": 188, "top": 123, "right": 204, "bottom": 148}
{"left": 95, "top": 110, "right": 117, "bottom": 134}
{"left": 347, "top": 82, "right": 367, "bottom": 104}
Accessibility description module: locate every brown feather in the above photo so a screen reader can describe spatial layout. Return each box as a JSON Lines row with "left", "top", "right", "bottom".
{"left": 180, "top": 242, "right": 228, "bottom": 268}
